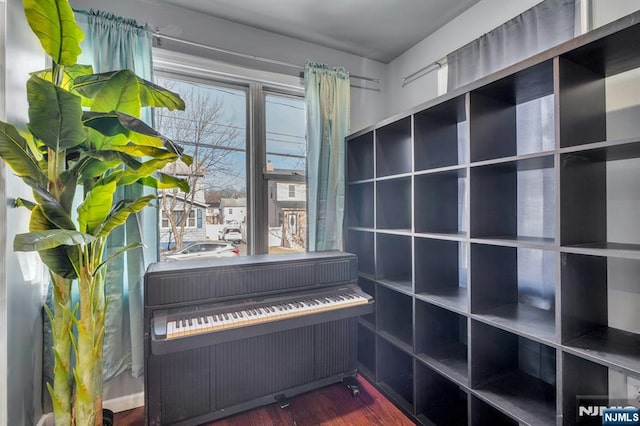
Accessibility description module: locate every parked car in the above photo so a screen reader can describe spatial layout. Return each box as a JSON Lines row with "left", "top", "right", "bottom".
{"left": 163, "top": 241, "right": 239, "bottom": 261}
{"left": 221, "top": 228, "right": 243, "bottom": 244}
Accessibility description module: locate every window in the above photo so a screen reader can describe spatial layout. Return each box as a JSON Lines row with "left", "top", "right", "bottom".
{"left": 153, "top": 52, "right": 306, "bottom": 258}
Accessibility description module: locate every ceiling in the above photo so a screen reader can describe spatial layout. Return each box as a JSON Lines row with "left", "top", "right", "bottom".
{"left": 159, "top": 0, "right": 481, "bottom": 63}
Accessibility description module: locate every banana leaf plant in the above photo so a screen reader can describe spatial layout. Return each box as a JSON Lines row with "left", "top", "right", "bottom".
{"left": 0, "top": 1, "right": 191, "bottom": 424}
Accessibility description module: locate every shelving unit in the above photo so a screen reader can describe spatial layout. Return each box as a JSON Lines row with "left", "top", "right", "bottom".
{"left": 347, "top": 10, "right": 640, "bottom": 425}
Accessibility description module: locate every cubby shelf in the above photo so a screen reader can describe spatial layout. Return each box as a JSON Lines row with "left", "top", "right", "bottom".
{"left": 345, "top": 11, "right": 640, "bottom": 425}
{"left": 415, "top": 301, "right": 469, "bottom": 386}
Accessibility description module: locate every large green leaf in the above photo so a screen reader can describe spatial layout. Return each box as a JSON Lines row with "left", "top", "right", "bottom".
{"left": 138, "top": 172, "right": 190, "bottom": 193}
{"left": 0, "top": 122, "right": 46, "bottom": 184}
{"left": 22, "top": 0, "right": 84, "bottom": 66}
{"left": 91, "top": 70, "right": 141, "bottom": 118}
{"left": 76, "top": 173, "right": 119, "bottom": 234}
{"left": 82, "top": 111, "right": 192, "bottom": 165}
{"left": 95, "top": 195, "right": 155, "bottom": 239}
{"left": 32, "top": 64, "right": 93, "bottom": 90}
{"left": 73, "top": 71, "right": 185, "bottom": 110}
{"left": 27, "top": 76, "right": 85, "bottom": 152}
{"left": 14, "top": 229, "right": 94, "bottom": 252}
{"left": 28, "top": 207, "right": 78, "bottom": 278}
{"left": 112, "top": 144, "right": 180, "bottom": 160}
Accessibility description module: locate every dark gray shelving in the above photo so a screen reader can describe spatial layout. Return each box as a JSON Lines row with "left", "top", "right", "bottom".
{"left": 414, "top": 95, "right": 467, "bottom": 171}
{"left": 415, "top": 169, "right": 467, "bottom": 235}
{"left": 377, "top": 337, "right": 414, "bottom": 412}
{"left": 470, "top": 156, "right": 555, "bottom": 243}
{"left": 377, "top": 177, "right": 411, "bottom": 231}
{"left": 347, "top": 182, "right": 374, "bottom": 229}
{"left": 347, "top": 131, "right": 374, "bottom": 181}
{"left": 376, "top": 116, "right": 412, "bottom": 177}
{"left": 344, "top": 11, "right": 640, "bottom": 425}
{"left": 415, "top": 363, "right": 468, "bottom": 426}
{"left": 415, "top": 301, "right": 468, "bottom": 385}
{"left": 561, "top": 253, "right": 640, "bottom": 375}
{"left": 378, "top": 285, "right": 413, "bottom": 349}
{"left": 414, "top": 238, "right": 468, "bottom": 313}
{"left": 561, "top": 146, "right": 640, "bottom": 252}
{"left": 471, "top": 244, "right": 556, "bottom": 343}
{"left": 471, "top": 321, "right": 556, "bottom": 425}
{"left": 376, "top": 233, "right": 412, "bottom": 291}
{"left": 470, "top": 396, "right": 519, "bottom": 426}
{"left": 470, "top": 60, "right": 554, "bottom": 162}
{"left": 562, "top": 352, "right": 640, "bottom": 426}
{"left": 357, "top": 323, "right": 376, "bottom": 378}
{"left": 345, "top": 230, "right": 374, "bottom": 277}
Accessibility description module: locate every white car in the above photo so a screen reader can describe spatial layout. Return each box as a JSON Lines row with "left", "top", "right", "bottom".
{"left": 163, "top": 241, "right": 239, "bottom": 261}
{"left": 221, "top": 228, "right": 243, "bottom": 244}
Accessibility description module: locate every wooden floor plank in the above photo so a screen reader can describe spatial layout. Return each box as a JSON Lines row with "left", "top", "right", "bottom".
{"left": 113, "top": 376, "right": 414, "bottom": 425}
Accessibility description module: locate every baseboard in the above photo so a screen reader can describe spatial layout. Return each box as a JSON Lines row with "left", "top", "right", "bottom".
{"left": 35, "top": 392, "right": 144, "bottom": 425}
{"left": 104, "top": 391, "right": 145, "bottom": 413}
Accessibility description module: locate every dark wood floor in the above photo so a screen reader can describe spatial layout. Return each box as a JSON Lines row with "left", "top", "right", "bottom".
{"left": 114, "top": 376, "right": 414, "bottom": 425}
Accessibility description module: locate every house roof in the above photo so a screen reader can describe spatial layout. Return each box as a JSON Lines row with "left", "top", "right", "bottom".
{"left": 275, "top": 200, "right": 306, "bottom": 210}
{"left": 221, "top": 197, "right": 247, "bottom": 208}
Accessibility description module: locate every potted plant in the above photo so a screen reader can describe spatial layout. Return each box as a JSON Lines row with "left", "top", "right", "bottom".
{"left": 0, "top": 0, "right": 191, "bottom": 424}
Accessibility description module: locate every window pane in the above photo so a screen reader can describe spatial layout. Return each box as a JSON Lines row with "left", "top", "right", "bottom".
{"left": 155, "top": 76, "right": 247, "bottom": 259}
{"left": 265, "top": 94, "right": 307, "bottom": 253}
{"left": 265, "top": 94, "right": 306, "bottom": 173}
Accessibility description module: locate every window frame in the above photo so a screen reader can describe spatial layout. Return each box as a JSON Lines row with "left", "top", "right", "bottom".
{"left": 153, "top": 49, "right": 305, "bottom": 255}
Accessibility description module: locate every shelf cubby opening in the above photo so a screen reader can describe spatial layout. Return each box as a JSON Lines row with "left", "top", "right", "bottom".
{"left": 414, "top": 95, "right": 468, "bottom": 170}
{"left": 346, "top": 230, "right": 375, "bottom": 277}
{"left": 377, "top": 337, "right": 414, "bottom": 410}
{"left": 347, "top": 131, "right": 374, "bottom": 181}
{"left": 415, "top": 300, "right": 468, "bottom": 384}
{"left": 561, "top": 148, "right": 640, "bottom": 253}
{"left": 560, "top": 20, "right": 640, "bottom": 147}
{"left": 376, "top": 116, "right": 412, "bottom": 177}
{"left": 377, "top": 285, "right": 413, "bottom": 349}
{"left": 562, "top": 352, "right": 640, "bottom": 426}
{"left": 471, "top": 244, "right": 556, "bottom": 343}
{"left": 415, "top": 238, "right": 468, "bottom": 313}
{"left": 561, "top": 253, "right": 640, "bottom": 375}
{"left": 415, "top": 363, "right": 468, "bottom": 425}
{"left": 376, "top": 233, "right": 412, "bottom": 292}
{"left": 376, "top": 177, "right": 411, "bottom": 231}
{"left": 347, "top": 182, "right": 374, "bottom": 229}
{"left": 357, "top": 323, "right": 376, "bottom": 379}
{"left": 470, "top": 155, "right": 555, "bottom": 244}
{"left": 470, "top": 60, "right": 554, "bottom": 162}
{"left": 357, "top": 276, "right": 376, "bottom": 326}
{"left": 414, "top": 169, "right": 467, "bottom": 236}
{"left": 471, "top": 321, "right": 557, "bottom": 425}
{"left": 470, "top": 396, "right": 518, "bottom": 426}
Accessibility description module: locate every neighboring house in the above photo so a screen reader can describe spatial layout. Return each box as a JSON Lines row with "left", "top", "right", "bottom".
{"left": 158, "top": 194, "right": 208, "bottom": 250}
{"left": 220, "top": 197, "right": 247, "bottom": 225}
{"left": 268, "top": 182, "right": 306, "bottom": 250}
{"left": 206, "top": 202, "right": 221, "bottom": 224}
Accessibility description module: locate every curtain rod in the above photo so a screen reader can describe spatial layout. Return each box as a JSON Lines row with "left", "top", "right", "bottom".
{"left": 401, "top": 58, "right": 446, "bottom": 86}
{"left": 153, "top": 32, "right": 381, "bottom": 84}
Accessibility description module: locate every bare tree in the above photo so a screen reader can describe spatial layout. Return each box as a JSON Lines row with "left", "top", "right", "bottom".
{"left": 155, "top": 78, "right": 242, "bottom": 249}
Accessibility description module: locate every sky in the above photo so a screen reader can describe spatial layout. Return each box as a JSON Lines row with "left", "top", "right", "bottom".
{"left": 155, "top": 76, "right": 306, "bottom": 194}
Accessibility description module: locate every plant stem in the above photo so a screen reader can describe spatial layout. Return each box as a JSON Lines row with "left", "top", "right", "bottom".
{"left": 48, "top": 273, "right": 72, "bottom": 426}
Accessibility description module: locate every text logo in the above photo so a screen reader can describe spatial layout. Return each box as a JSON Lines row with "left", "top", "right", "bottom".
{"left": 602, "top": 408, "right": 640, "bottom": 425}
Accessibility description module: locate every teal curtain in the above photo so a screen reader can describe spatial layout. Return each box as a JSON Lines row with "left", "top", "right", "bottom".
{"left": 305, "top": 63, "right": 350, "bottom": 251}
{"left": 75, "top": 9, "right": 156, "bottom": 379}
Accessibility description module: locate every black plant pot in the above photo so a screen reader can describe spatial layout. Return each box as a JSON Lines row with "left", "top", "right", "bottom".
{"left": 103, "top": 408, "right": 114, "bottom": 426}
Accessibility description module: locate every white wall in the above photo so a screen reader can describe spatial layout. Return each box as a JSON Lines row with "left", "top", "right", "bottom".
{"left": 386, "top": 0, "right": 544, "bottom": 117}
{"left": 69, "top": 0, "right": 388, "bottom": 133}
